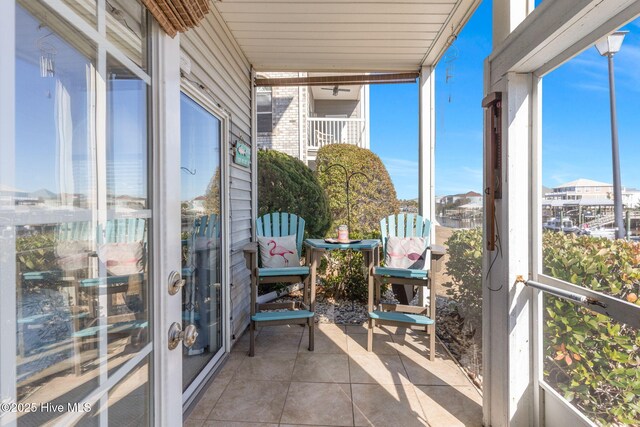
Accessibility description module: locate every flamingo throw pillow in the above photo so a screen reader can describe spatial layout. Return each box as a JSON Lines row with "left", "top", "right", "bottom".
{"left": 257, "top": 235, "right": 300, "bottom": 268}
{"left": 385, "top": 236, "right": 428, "bottom": 270}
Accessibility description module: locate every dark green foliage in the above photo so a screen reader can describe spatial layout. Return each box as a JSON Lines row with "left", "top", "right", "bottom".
{"left": 257, "top": 150, "right": 331, "bottom": 238}
{"left": 16, "top": 232, "right": 57, "bottom": 272}
{"left": 320, "top": 250, "right": 368, "bottom": 302}
{"left": 442, "top": 228, "right": 483, "bottom": 331}
{"left": 315, "top": 144, "right": 399, "bottom": 237}
{"left": 446, "top": 228, "right": 640, "bottom": 425}
{"left": 542, "top": 232, "right": 640, "bottom": 426}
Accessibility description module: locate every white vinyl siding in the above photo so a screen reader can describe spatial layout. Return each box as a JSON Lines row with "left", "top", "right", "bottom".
{"left": 181, "top": 7, "right": 253, "bottom": 344}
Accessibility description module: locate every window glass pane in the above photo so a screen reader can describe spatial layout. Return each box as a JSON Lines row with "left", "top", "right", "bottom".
{"left": 107, "top": 55, "right": 148, "bottom": 210}
{"left": 543, "top": 295, "right": 640, "bottom": 425}
{"left": 539, "top": 16, "right": 640, "bottom": 426}
{"left": 106, "top": 0, "right": 147, "bottom": 71}
{"left": 16, "top": 4, "right": 96, "bottom": 211}
{"left": 257, "top": 93, "right": 272, "bottom": 113}
{"left": 257, "top": 113, "right": 272, "bottom": 133}
{"left": 180, "top": 93, "right": 224, "bottom": 390}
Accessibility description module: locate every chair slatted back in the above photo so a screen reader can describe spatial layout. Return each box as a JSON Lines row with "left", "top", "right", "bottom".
{"left": 105, "top": 218, "right": 147, "bottom": 243}
{"left": 195, "top": 214, "right": 219, "bottom": 239}
{"left": 380, "top": 214, "right": 430, "bottom": 254}
{"left": 256, "top": 213, "right": 305, "bottom": 256}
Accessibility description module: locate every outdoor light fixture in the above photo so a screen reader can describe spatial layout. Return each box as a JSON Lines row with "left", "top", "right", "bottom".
{"left": 594, "top": 30, "right": 627, "bottom": 239}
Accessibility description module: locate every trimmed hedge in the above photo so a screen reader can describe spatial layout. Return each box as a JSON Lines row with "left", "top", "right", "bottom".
{"left": 315, "top": 144, "right": 399, "bottom": 238}
{"left": 257, "top": 149, "right": 331, "bottom": 238}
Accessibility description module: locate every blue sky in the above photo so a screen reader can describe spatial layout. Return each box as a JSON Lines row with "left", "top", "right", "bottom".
{"left": 370, "top": 0, "right": 640, "bottom": 199}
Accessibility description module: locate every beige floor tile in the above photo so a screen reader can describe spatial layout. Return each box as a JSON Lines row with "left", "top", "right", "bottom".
{"left": 209, "top": 379, "right": 289, "bottom": 423}
{"left": 234, "top": 352, "right": 297, "bottom": 381}
{"left": 231, "top": 331, "right": 254, "bottom": 353}
{"left": 301, "top": 330, "right": 349, "bottom": 354}
{"left": 184, "top": 418, "right": 205, "bottom": 427}
{"left": 316, "top": 323, "right": 347, "bottom": 334}
{"left": 214, "top": 352, "right": 246, "bottom": 384}
{"left": 352, "top": 383, "right": 428, "bottom": 426}
{"left": 390, "top": 334, "right": 443, "bottom": 361}
{"left": 187, "top": 378, "right": 229, "bottom": 420}
{"left": 281, "top": 382, "right": 353, "bottom": 426}
{"left": 203, "top": 422, "right": 278, "bottom": 427}
{"left": 258, "top": 324, "right": 306, "bottom": 334}
{"left": 400, "top": 354, "right": 471, "bottom": 386}
{"left": 349, "top": 354, "right": 411, "bottom": 385}
{"left": 414, "top": 385, "right": 482, "bottom": 426}
{"left": 346, "top": 324, "right": 388, "bottom": 335}
{"left": 347, "top": 333, "right": 397, "bottom": 355}
{"left": 292, "top": 353, "right": 350, "bottom": 383}
{"left": 254, "top": 331, "right": 304, "bottom": 354}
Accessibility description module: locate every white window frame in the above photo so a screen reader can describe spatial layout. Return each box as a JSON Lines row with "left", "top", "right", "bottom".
{"left": 1, "top": 1, "right": 159, "bottom": 426}
{"left": 256, "top": 86, "right": 273, "bottom": 133}
{"left": 179, "top": 79, "right": 232, "bottom": 406}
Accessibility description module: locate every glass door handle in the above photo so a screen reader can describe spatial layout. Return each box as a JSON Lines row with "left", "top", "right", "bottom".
{"left": 168, "top": 323, "right": 198, "bottom": 350}
{"left": 168, "top": 270, "right": 185, "bottom": 295}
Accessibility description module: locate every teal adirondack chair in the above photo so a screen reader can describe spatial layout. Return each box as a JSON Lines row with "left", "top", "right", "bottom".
{"left": 369, "top": 214, "right": 436, "bottom": 360}
{"left": 243, "top": 213, "right": 313, "bottom": 356}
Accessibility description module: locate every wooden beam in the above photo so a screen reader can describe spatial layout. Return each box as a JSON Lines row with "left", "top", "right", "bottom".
{"left": 254, "top": 72, "right": 418, "bottom": 87}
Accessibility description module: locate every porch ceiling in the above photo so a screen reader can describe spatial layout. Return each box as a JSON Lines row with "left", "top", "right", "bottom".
{"left": 213, "top": 0, "right": 480, "bottom": 72}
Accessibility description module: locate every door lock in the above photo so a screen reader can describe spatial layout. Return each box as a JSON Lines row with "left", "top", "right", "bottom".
{"left": 168, "top": 270, "right": 185, "bottom": 295}
{"left": 168, "top": 322, "right": 198, "bottom": 350}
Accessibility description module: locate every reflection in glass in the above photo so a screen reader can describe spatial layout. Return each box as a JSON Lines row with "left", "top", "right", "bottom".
{"left": 106, "top": 0, "right": 147, "bottom": 71}
{"left": 15, "top": 4, "right": 95, "bottom": 211}
{"left": 15, "top": 220, "right": 149, "bottom": 425}
{"left": 543, "top": 295, "right": 640, "bottom": 425}
{"left": 180, "top": 93, "right": 224, "bottom": 389}
{"left": 107, "top": 55, "right": 148, "bottom": 209}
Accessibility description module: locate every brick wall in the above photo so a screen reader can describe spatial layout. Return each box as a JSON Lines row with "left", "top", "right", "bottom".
{"left": 257, "top": 72, "right": 308, "bottom": 163}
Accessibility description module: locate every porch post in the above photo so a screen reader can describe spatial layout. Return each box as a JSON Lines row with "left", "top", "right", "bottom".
{"left": 484, "top": 1, "right": 535, "bottom": 426}
{"left": 418, "top": 65, "right": 435, "bottom": 307}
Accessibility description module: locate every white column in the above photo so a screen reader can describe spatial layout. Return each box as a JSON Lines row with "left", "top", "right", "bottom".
{"left": 363, "top": 84, "right": 370, "bottom": 149}
{"left": 151, "top": 28, "right": 182, "bottom": 427}
{"left": 418, "top": 65, "right": 436, "bottom": 307}
{"left": 0, "top": 2, "right": 16, "bottom": 425}
{"left": 418, "top": 66, "right": 435, "bottom": 228}
{"left": 482, "top": 72, "right": 537, "bottom": 426}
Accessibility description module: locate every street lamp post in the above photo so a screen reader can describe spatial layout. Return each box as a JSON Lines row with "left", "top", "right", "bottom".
{"left": 595, "top": 31, "right": 627, "bottom": 239}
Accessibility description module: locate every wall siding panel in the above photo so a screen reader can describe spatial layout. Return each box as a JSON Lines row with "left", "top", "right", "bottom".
{"left": 182, "top": 7, "right": 253, "bottom": 348}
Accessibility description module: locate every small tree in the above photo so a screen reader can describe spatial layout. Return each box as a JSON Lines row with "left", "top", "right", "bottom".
{"left": 257, "top": 150, "right": 331, "bottom": 237}
{"left": 315, "top": 144, "right": 399, "bottom": 237}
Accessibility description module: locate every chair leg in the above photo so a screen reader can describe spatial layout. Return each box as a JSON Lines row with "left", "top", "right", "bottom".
{"left": 429, "top": 324, "right": 435, "bottom": 361}
{"left": 308, "top": 318, "right": 314, "bottom": 351}
{"left": 249, "top": 321, "right": 256, "bottom": 357}
{"left": 367, "top": 319, "right": 374, "bottom": 352}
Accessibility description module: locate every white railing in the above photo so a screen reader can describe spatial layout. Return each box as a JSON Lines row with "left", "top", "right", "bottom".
{"left": 307, "top": 117, "right": 366, "bottom": 150}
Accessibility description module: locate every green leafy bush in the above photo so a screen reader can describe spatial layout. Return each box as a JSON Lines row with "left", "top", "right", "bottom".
{"left": 315, "top": 144, "right": 399, "bottom": 237}
{"left": 444, "top": 229, "right": 640, "bottom": 425}
{"left": 258, "top": 150, "right": 331, "bottom": 237}
{"left": 542, "top": 232, "right": 640, "bottom": 426}
{"left": 441, "top": 228, "right": 483, "bottom": 331}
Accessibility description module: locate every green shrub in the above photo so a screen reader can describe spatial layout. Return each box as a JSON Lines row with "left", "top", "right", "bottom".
{"left": 542, "top": 232, "right": 640, "bottom": 426}
{"left": 257, "top": 150, "right": 331, "bottom": 237}
{"left": 315, "top": 144, "right": 399, "bottom": 237}
{"left": 320, "top": 250, "right": 368, "bottom": 302}
{"left": 442, "top": 228, "right": 483, "bottom": 330}
{"left": 444, "top": 229, "right": 640, "bottom": 425}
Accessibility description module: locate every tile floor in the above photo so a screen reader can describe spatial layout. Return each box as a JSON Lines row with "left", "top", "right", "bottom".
{"left": 185, "top": 323, "right": 482, "bottom": 427}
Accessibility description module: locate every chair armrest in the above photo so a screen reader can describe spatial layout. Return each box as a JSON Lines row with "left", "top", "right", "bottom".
{"left": 429, "top": 244, "right": 446, "bottom": 272}
{"left": 243, "top": 242, "right": 258, "bottom": 270}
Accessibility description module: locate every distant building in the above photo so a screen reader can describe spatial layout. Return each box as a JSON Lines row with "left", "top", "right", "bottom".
{"left": 256, "top": 72, "right": 370, "bottom": 169}
{"left": 544, "top": 178, "right": 640, "bottom": 207}
{"left": 440, "top": 191, "right": 482, "bottom": 205}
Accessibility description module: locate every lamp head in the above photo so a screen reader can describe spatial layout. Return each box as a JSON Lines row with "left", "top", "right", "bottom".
{"left": 595, "top": 31, "right": 628, "bottom": 56}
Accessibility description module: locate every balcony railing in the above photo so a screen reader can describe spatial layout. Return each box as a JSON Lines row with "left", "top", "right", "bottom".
{"left": 307, "top": 117, "right": 366, "bottom": 150}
